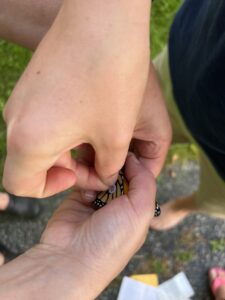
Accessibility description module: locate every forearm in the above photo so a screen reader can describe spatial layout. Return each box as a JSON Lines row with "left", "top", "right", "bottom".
{"left": 62, "top": 0, "right": 151, "bottom": 40}
{"left": 56, "top": 0, "right": 151, "bottom": 61}
{"left": 0, "top": 249, "right": 48, "bottom": 300}
{"left": 0, "top": 0, "right": 151, "bottom": 52}
{"left": 0, "top": 245, "right": 95, "bottom": 300}
{"left": 0, "top": 0, "right": 62, "bottom": 49}
{"left": 4, "top": 0, "right": 152, "bottom": 145}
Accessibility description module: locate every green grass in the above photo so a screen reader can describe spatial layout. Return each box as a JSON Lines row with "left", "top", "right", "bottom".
{"left": 0, "top": 41, "right": 32, "bottom": 187}
{"left": 0, "top": 0, "right": 184, "bottom": 188}
{"left": 210, "top": 239, "right": 225, "bottom": 253}
{"left": 151, "top": 0, "right": 182, "bottom": 58}
{"left": 174, "top": 250, "right": 194, "bottom": 264}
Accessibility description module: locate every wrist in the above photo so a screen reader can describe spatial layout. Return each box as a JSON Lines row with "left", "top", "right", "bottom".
{"left": 57, "top": 0, "right": 151, "bottom": 53}
{"left": 0, "top": 244, "right": 95, "bottom": 300}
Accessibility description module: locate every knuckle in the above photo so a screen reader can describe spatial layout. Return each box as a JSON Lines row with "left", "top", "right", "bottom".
{"left": 106, "top": 131, "right": 131, "bottom": 151}
{"left": 139, "top": 140, "right": 161, "bottom": 158}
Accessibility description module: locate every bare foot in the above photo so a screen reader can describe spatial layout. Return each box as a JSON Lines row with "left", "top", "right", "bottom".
{"left": 150, "top": 193, "right": 197, "bottom": 231}
{"left": 0, "top": 192, "right": 9, "bottom": 211}
{"left": 209, "top": 268, "right": 225, "bottom": 300}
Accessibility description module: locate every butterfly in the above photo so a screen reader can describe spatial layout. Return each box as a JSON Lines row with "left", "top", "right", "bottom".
{"left": 93, "top": 170, "right": 128, "bottom": 209}
{"left": 93, "top": 169, "right": 161, "bottom": 217}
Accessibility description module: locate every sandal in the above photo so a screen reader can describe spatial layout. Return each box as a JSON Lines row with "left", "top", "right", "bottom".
{"left": 5, "top": 194, "right": 42, "bottom": 218}
{"left": 209, "top": 267, "right": 225, "bottom": 299}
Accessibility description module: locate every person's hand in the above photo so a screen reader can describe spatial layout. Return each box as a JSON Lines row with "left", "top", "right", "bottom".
{"left": 131, "top": 62, "right": 172, "bottom": 177}
{"left": 63, "top": 63, "right": 172, "bottom": 181}
{"left": 75, "top": 64, "right": 172, "bottom": 183}
{"left": 0, "top": 153, "right": 156, "bottom": 300}
{"left": 3, "top": 0, "right": 151, "bottom": 198}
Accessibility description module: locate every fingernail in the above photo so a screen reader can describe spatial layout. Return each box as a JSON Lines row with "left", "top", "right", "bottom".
{"left": 83, "top": 191, "right": 96, "bottom": 200}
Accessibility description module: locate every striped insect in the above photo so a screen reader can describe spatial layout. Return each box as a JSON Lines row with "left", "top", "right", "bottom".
{"left": 93, "top": 168, "right": 161, "bottom": 217}
{"left": 93, "top": 170, "right": 128, "bottom": 209}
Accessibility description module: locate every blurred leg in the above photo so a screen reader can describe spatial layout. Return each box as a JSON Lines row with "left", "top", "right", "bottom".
{"left": 153, "top": 47, "right": 191, "bottom": 145}
{"left": 150, "top": 192, "right": 197, "bottom": 230}
{"left": 150, "top": 48, "right": 198, "bottom": 230}
{"left": 151, "top": 47, "right": 225, "bottom": 230}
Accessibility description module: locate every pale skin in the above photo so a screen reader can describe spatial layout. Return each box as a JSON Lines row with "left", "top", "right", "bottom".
{"left": 0, "top": 0, "right": 171, "bottom": 296}
{"left": 1, "top": 0, "right": 171, "bottom": 199}
{"left": 0, "top": 0, "right": 222, "bottom": 298}
{"left": 0, "top": 154, "right": 157, "bottom": 299}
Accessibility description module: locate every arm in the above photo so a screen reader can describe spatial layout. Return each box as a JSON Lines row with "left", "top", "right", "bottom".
{"left": 3, "top": 0, "right": 152, "bottom": 197}
{"left": 0, "top": 0, "right": 62, "bottom": 49}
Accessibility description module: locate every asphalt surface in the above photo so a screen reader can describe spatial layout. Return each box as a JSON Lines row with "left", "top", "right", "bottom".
{"left": 0, "top": 161, "right": 225, "bottom": 300}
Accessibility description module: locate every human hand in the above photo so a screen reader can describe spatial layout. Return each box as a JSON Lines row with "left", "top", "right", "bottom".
{"left": 131, "top": 62, "right": 172, "bottom": 177}
{"left": 59, "top": 62, "right": 172, "bottom": 182}
{"left": 0, "top": 153, "right": 156, "bottom": 300}
{"left": 3, "top": 0, "right": 151, "bottom": 198}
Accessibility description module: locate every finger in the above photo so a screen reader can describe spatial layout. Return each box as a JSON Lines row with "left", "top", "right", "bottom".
{"left": 43, "top": 166, "right": 76, "bottom": 197}
{"left": 3, "top": 147, "right": 107, "bottom": 197}
{"left": 74, "top": 162, "right": 109, "bottom": 191}
{"left": 125, "top": 152, "right": 156, "bottom": 222}
{"left": 3, "top": 160, "right": 76, "bottom": 198}
{"left": 3, "top": 150, "right": 77, "bottom": 198}
{"left": 50, "top": 150, "right": 108, "bottom": 191}
{"left": 96, "top": 152, "right": 156, "bottom": 240}
{"left": 131, "top": 138, "right": 169, "bottom": 177}
{"left": 93, "top": 143, "right": 129, "bottom": 187}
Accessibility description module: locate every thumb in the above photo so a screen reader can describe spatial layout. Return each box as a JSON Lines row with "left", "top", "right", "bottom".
{"left": 125, "top": 152, "right": 156, "bottom": 223}
{"left": 95, "top": 152, "right": 156, "bottom": 258}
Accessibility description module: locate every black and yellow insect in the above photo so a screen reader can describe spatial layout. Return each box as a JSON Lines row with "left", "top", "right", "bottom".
{"left": 93, "top": 170, "right": 128, "bottom": 209}
{"left": 93, "top": 168, "right": 161, "bottom": 217}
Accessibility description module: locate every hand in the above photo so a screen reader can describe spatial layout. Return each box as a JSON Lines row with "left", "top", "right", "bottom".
{"left": 61, "top": 62, "right": 172, "bottom": 181}
{"left": 0, "top": 154, "right": 156, "bottom": 300}
{"left": 3, "top": 0, "right": 151, "bottom": 197}
{"left": 131, "top": 62, "right": 172, "bottom": 177}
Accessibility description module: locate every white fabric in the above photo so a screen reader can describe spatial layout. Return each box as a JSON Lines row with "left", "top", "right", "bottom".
{"left": 158, "top": 272, "right": 195, "bottom": 300}
{"left": 117, "top": 277, "right": 159, "bottom": 300}
{"left": 117, "top": 272, "right": 194, "bottom": 300}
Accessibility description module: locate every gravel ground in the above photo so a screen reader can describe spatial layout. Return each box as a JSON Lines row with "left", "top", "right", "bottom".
{"left": 0, "top": 162, "right": 225, "bottom": 300}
